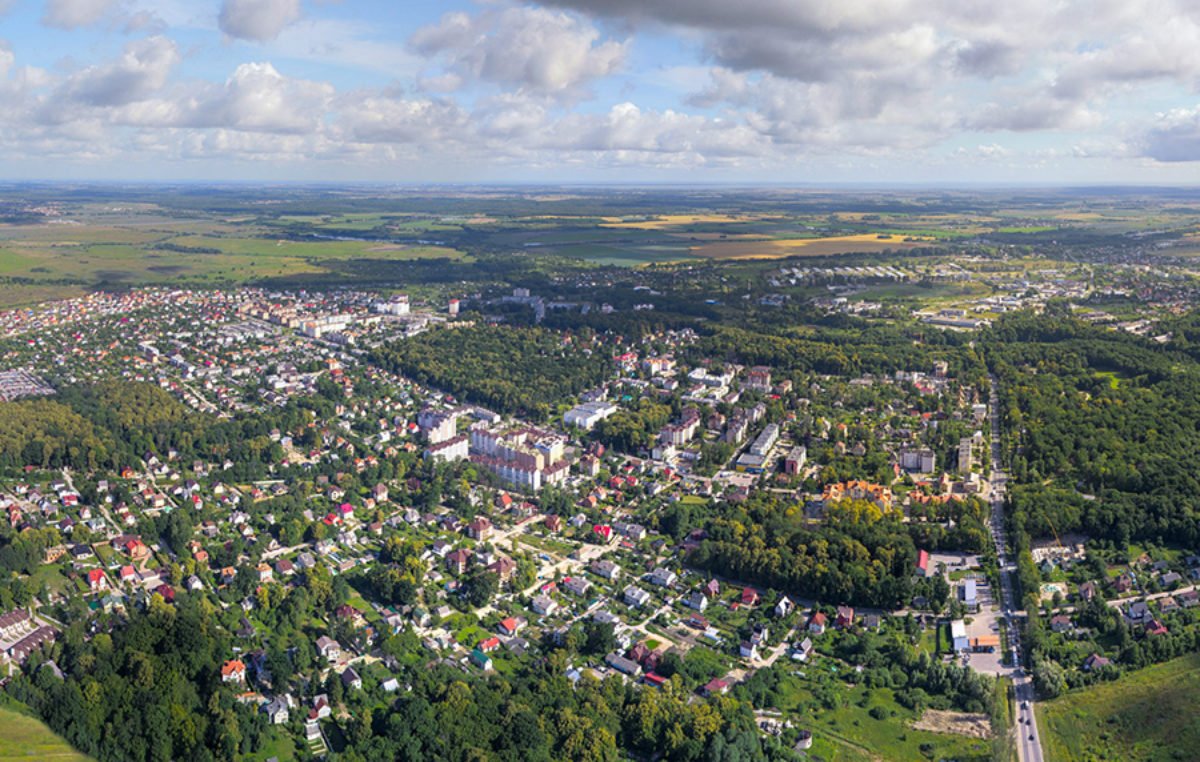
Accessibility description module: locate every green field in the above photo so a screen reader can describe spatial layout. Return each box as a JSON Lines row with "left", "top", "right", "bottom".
{"left": 0, "top": 224, "right": 468, "bottom": 288}
{"left": 1038, "top": 653, "right": 1200, "bottom": 761}
{"left": 769, "top": 669, "right": 991, "bottom": 761}
{"left": 0, "top": 704, "right": 91, "bottom": 761}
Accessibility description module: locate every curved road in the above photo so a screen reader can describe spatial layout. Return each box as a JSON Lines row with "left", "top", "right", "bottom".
{"left": 988, "top": 375, "right": 1044, "bottom": 762}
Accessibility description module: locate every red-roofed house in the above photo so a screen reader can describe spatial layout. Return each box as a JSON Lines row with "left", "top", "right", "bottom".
{"left": 467, "top": 517, "right": 493, "bottom": 542}
{"left": 916, "top": 549, "right": 930, "bottom": 576}
{"left": 478, "top": 636, "right": 501, "bottom": 653}
{"left": 87, "top": 569, "right": 107, "bottom": 591}
{"left": 643, "top": 672, "right": 667, "bottom": 688}
{"left": 221, "top": 659, "right": 246, "bottom": 683}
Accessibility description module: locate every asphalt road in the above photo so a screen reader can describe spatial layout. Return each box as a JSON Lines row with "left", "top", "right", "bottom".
{"left": 989, "top": 375, "right": 1044, "bottom": 762}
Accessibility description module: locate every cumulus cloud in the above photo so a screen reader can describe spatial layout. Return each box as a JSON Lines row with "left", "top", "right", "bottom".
{"left": 412, "top": 6, "right": 626, "bottom": 94}
{"left": 8, "top": 0, "right": 1200, "bottom": 176}
{"left": 0, "top": 42, "right": 12, "bottom": 79}
{"left": 219, "top": 0, "right": 302, "bottom": 42}
{"left": 337, "top": 93, "right": 467, "bottom": 144}
{"left": 115, "top": 62, "right": 335, "bottom": 134}
{"left": 1142, "top": 107, "right": 1200, "bottom": 162}
{"left": 59, "top": 35, "right": 180, "bottom": 107}
{"left": 42, "top": 0, "right": 118, "bottom": 29}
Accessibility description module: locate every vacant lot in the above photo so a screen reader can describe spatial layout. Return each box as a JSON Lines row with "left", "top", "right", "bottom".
{"left": 0, "top": 704, "right": 91, "bottom": 761}
{"left": 1038, "top": 652, "right": 1200, "bottom": 761}
{"left": 770, "top": 670, "right": 991, "bottom": 761}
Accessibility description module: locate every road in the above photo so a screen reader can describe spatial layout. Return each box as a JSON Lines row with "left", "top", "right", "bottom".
{"left": 988, "top": 375, "right": 1044, "bottom": 762}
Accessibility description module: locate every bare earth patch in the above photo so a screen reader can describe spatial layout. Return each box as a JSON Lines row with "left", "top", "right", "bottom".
{"left": 911, "top": 709, "right": 992, "bottom": 739}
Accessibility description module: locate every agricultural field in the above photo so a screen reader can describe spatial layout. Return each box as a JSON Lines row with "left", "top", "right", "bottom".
{"left": 0, "top": 704, "right": 92, "bottom": 761}
{"left": 1037, "top": 653, "right": 1200, "bottom": 762}
{"left": 0, "top": 221, "right": 468, "bottom": 288}
{"left": 689, "top": 233, "right": 935, "bottom": 260}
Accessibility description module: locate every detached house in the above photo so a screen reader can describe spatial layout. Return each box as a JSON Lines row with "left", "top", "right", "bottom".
{"left": 624, "top": 586, "right": 651, "bottom": 608}
{"left": 316, "top": 636, "right": 341, "bottom": 662}
{"left": 221, "top": 659, "right": 246, "bottom": 684}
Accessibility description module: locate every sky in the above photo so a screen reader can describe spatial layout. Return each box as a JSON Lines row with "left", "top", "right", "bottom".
{"left": 3, "top": 0, "right": 1200, "bottom": 183}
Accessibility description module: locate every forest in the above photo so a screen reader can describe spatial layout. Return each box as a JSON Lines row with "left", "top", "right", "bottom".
{"left": 689, "top": 495, "right": 984, "bottom": 609}
{"left": 0, "top": 380, "right": 327, "bottom": 479}
{"left": 371, "top": 325, "right": 612, "bottom": 419}
{"left": 6, "top": 596, "right": 800, "bottom": 762}
{"left": 986, "top": 309, "right": 1200, "bottom": 546}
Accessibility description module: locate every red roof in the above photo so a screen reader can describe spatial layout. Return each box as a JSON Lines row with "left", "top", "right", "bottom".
{"left": 479, "top": 636, "right": 501, "bottom": 652}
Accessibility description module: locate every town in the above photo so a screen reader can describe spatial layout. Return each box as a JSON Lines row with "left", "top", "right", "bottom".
{"left": 3, "top": 187, "right": 1200, "bottom": 762}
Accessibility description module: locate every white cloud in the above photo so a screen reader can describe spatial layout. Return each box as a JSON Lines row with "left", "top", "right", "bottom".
{"left": 337, "top": 92, "right": 466, "bottom": 144}
{"left": 412, "top": 6, "right": 626, "bottom": 94}
{"left": 42, "top": 0, "right": 118, "bottom": 29}
{"left": 1142, "top": 106, "right": 1200, "bottom": 162}
{"left": 59, "top": 35, "right": 180, "bottom": 107}
{"left": 0, "top": 41, "right": 13, "bottom": 79}
{"left": 218, "top": 0, "right": 302, "bottom": 42}
{"left": 113, "top": 62, "right": 335, "bottom": 134}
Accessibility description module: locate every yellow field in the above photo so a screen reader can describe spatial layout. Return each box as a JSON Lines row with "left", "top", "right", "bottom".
{"left": 690, "top": 233, "right": 935, "bottom": 260}
{"left": 600, "top": 214, "right": 779, "bottom": 230}
{"left": 1053, "top": 212, "right": 1106, "bottom": 221}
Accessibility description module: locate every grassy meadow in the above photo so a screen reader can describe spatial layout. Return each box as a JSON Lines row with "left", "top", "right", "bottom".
{"left": 1037, "top": 652, "right": 1200, "bottom": 761}
{"left": 0, "top": 703, "right": 90, "bottom": 761}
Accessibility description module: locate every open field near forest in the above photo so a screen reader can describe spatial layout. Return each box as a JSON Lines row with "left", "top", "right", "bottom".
{"left": 1037, "top": 653, "right": 1200, "bottom": 762}
{"left": 0, "top": 284, "right": 89, "bottom": 309}
{"left": 768, "top": 672, "right": 992, "bottom": 762}
{"left": 689, "top": 233, "right": 935, "bottom": 259}
{"left": 0, "top": 704, "right": 91, "bottom": 761}
{"left": 0, "top": 224, "right": 468, "bottom": 287}
{"left": 599, "top": 213, "right": 783, "bottom": 229}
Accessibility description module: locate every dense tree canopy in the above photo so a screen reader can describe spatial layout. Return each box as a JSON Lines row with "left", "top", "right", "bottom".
{"left": 371, "top": 325, "right": 612, "bottom": 419}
